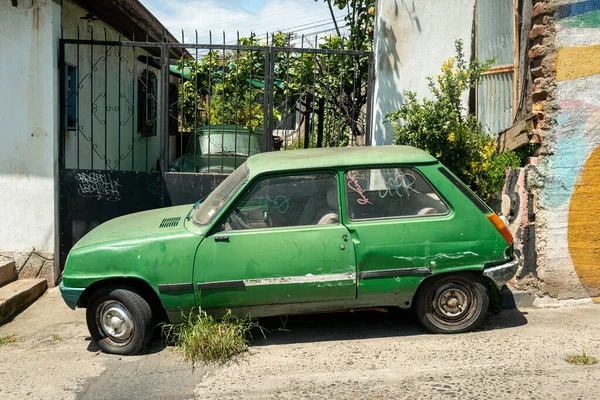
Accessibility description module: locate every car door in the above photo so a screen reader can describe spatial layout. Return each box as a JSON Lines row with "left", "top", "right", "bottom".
{"left": 193, "top": 171, "right": 357, "bottom": 309}
{"left": 342, "top": 165, "right": 491, "bottom": 308}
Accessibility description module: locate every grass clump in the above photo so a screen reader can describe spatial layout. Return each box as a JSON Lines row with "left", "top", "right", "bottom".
{"left": 0, "top": 334, "right": 18, "bottom": 346}
{"left": 161, "top": 309, "right": 261, "bottom": 365}
{"left": 565, "top": 350, "right": 598, "bottom": 366}
{"left": 52, "top": 334, "right": 63, "bottom": 342}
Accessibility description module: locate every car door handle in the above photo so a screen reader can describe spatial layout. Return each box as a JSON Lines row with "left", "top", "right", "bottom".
{"left": 214, "top": 235, "right": 230, "bottom": 242}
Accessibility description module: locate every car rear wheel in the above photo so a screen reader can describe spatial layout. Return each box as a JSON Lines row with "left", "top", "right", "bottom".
{"left": 86, "top": 287, "right": 153, "bottom": 355}
{"left": 414, "top": 273, "right": 489, "bottom": 334}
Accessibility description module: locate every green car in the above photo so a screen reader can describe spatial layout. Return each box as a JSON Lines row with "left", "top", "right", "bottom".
{"left": 169, "top": 125, "right": 263, "bottom": 173}
{"left": 60, "top": 145, "right": 517, "bottom": 355}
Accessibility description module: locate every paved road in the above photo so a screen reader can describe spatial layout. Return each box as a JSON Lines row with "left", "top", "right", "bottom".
{"left": 1, "top": 288, "right": 599, "bottom": 399}
{"left": 196, "top": 306, "right": 600, "bottom": 399}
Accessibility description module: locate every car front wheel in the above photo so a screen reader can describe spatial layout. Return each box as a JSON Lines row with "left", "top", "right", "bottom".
{"left": 414, "top": 273, "right": 489, "bottom": 334}
{"left": 86, "top": 287, "right": 153, "bottom": 355}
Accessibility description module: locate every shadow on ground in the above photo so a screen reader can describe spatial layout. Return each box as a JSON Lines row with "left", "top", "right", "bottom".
{"left": 251, "top": 307, "right": 528, "bottom": 347}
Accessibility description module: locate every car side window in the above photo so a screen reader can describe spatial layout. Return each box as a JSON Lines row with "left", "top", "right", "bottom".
{"left": 344, "top": 167, "right": 449, "bottom": 221}
{"left": 218, "top": 173, "right": 339, "bottom": 231}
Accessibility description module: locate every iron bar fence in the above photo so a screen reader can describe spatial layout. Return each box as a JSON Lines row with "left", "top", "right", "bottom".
{"left": 60, "top": 31, "right": 373, "bottom": 174}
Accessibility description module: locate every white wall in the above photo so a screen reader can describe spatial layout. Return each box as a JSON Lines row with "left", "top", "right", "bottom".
{"left": 0, "top": 0, "right": 61, "bottom": 253}
{"left": 371, "top": 0, "right": 475, "bottom": 145}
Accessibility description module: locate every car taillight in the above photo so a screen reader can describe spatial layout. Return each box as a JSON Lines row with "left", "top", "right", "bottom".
{"left": 487, "top": 213, "right": 514, "bottom": 245}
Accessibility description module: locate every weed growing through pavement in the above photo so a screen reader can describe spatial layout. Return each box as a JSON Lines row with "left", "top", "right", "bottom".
{"left": 161, "top": 309, "right": 263, "bottom": 366}
{"left": 564, "top": 349, "right": 598, "bottom": 366}
{"left": 0, "top": 334, "right": 18, "bottom": 346}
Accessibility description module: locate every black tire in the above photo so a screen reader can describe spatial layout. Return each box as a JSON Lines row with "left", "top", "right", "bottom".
{"left": 414, "top": 273, "right": 489, "bottom": 334}
{"left": 86, "top": 287, "right": 154, "bottom": 355}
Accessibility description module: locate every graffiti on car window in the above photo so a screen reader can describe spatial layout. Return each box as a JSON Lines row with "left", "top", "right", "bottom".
{"left": 259, "top": 195, "right": 290, "bottom": 214}
{"left": 346, "top": 175, "right": 372, "bottom": 205}
{"left": 75, "top": 172, "right": 122, "bottom": 202}
{"left": 379, "top": 172, "right": 419, "bottom": 199}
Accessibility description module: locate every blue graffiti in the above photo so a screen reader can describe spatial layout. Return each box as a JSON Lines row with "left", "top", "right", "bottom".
{"left": 557, "top": 0, "right": 600, "bottom": 20}
{"left": 539, "top": 102, "right": 596, "bottom": 209}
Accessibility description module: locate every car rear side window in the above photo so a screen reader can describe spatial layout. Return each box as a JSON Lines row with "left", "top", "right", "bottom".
{"left": 438, "top": 167, "right": 491, "bottom": 214}
{"left": 344, "top": 167, "right": 449, "bottom": 221}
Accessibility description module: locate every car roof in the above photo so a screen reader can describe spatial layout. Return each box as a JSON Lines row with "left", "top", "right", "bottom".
{"left": 246, "top": 145, "right": 438, "bottom": 176}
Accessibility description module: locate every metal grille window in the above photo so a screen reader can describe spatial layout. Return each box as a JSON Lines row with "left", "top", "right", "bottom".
{"left": 476, "top": 0, "right": 517, "bottom": 134}
{"left": 64, "top": 64, "right": 77, "bottom": 131}
{"left": 138, "top": 69, "right": 157, "bottom": 137}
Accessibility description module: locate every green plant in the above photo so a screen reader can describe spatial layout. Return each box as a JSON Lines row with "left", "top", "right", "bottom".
{"left": 0, "top": 334, "right": 17, "bottom": 346}
{"left": 386, "top": 40, "right": 521, "bottom": 200}
{"left": 161, "top": 309, "right": 262, "bottom": 366}
{"left": 565, "top": 350, "right": 598, "bottom": 365}
{"left": 52, "top": 334, "right": 63, "bottom": 342}
{"left": 176, "top": 1, "right": 375, "bottom": 147}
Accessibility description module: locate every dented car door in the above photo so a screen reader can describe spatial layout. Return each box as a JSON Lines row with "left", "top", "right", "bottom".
{"left": 193, "top": 171, "right": 357, "bottom": 310}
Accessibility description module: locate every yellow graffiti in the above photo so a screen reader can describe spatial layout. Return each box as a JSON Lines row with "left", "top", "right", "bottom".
{"left": 569, "top": 145, "right": 600, "bottom": 296}
{"left": 556, "top": 44, "right": 600, "bottom": 81}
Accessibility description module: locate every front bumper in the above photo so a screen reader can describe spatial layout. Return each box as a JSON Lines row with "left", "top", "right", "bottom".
{"left": 59, "top": 281, "right": 86, "bottom": 310}
{"left": 483, "top": 256, "right": 519, "bottom": 289}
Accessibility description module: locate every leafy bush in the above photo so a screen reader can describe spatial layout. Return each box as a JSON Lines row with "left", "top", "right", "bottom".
{"left": 386, "top": 40, "right": 521, "bottom": 200}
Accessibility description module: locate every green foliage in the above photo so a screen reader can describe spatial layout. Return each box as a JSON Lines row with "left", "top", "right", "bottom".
{"left": 329, "top": 0, "right": 375, "bottom": 51}
{"left": 161, "top": 309, "right": 261, "bottom": 366}
{"left": 176, "top": 1, "right": 374, "bottom": 147}
{"left": 386, "top": 40, "right": 521, "bottom": 200}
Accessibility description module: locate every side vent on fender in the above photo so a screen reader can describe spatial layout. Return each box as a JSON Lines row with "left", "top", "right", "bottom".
{"left": 159, "top": 217, "right": 181, "bottom": 228}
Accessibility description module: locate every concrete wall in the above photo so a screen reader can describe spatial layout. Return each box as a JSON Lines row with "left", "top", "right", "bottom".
{"left": 0, "top": 0, "right": 61, "bottom": 282}
{"left": 533, "top": 0, "right": 600, "bottom": 300}
{"left": 371, "top": 0, "right": 475, "bottom": 145}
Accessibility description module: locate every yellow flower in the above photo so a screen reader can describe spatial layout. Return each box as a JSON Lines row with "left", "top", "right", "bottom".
{"left": 448, "top": 132, "right": 455, "bottom": 142}
{"left": 441, "top": 58, "right": 455, "bottom": 72}
{"left": 369, "top": 7, "right": 375, "bottom": 14}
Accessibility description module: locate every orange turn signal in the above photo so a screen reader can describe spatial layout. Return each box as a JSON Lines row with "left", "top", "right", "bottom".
{"left": 487, "top": 213, "right": 514, "bottom": 245}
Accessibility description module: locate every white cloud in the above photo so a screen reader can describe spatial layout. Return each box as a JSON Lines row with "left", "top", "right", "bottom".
{"left": 141, "top": 0, "right": 348, "bottom": 46}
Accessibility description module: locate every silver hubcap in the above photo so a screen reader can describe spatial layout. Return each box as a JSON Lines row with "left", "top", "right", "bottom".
{"left": 432, "top": 282, "right": 475, "bottom": 323}
{"left": 98, "top": 301, "right": 134, "bottom": 342}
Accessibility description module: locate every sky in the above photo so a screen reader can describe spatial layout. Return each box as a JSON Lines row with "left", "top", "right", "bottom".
{"left": 140, "top": 0, "right": 349, "bottom": 47}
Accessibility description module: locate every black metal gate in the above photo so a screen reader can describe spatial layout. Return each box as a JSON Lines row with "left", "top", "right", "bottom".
{"left": 58, "top": 30, "right": 373, "bottom": 267}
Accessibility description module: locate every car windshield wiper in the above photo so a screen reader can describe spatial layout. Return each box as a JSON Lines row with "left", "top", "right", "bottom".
{"left": 185, "top": 196, "right": 206, "bottom": 220}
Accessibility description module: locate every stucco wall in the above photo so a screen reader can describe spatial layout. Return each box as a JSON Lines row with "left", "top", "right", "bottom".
{"left": 0, "top": 1, "right": 60, "bottom": 256}
{"left": 371, "top": 0, "right": 475, "bottom": 145}
{"left": 532, "top": 0, "right": 600, "bottom": 300}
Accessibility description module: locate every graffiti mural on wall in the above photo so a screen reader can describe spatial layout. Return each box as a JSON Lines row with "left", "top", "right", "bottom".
{"left": 543, "top": 0, "right": 600, "bottom": 297}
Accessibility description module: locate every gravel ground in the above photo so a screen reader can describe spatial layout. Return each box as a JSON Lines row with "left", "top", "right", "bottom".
{"left": 1, "top": 287, "right": 599, "bottom": 400}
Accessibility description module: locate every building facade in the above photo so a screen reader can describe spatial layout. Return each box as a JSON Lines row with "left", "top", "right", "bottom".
{"left": 0, "top": 0, "right": 180, "bottom": 285}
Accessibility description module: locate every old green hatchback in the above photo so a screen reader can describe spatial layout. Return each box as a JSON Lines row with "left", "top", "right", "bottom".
{"left": 60, "top": 145, "right": 517, "bottom": 355}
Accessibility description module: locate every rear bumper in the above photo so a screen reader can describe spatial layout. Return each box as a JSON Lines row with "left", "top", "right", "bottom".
{"left": 483, "top": 256, "right": 519, "bottom": 289}
{"left": 59, "top": 281, "right": 85, "bottom": 310}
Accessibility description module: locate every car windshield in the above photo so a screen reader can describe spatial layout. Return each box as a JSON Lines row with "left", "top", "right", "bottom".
{"left": 186, "top": 130, "right": 262, "bottom": 156}
{"left": 192, "top": 163, "right": 249, "bottom": 226}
